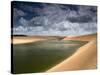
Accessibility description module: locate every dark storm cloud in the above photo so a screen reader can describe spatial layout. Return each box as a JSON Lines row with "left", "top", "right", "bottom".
{"left": 12, "top": 1, "right": 97, "bottom": 36}
{"left": 67, "top": 16, "right": 93, "bottom": 23}
{"left": 67, "top": 6, "right": 97, "bottom": 23}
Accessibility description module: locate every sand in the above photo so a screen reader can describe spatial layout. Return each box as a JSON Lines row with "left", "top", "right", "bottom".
{"left": 12, "top": 37, "right": 47, "bottom": 44}
{"left": 46, "top": 39, "right": 97, "bottom": 72}
{"left": 12, "top": 36, "right": 63, "bottom": 44}
{"left": 63, "top": 33, "right": 97, "bottom": 41}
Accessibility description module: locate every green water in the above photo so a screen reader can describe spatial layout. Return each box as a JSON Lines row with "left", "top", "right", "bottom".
{"left": 12, "top": 40, "right": 88, "bottom": 74}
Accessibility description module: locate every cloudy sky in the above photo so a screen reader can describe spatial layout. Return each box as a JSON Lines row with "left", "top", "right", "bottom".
{"left": 12, "top": 1, "right": 97, "bottom": 36}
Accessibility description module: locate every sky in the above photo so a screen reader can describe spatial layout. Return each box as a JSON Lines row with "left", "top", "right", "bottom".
{"left": 12, "top": 1, "right": 97, "bottom": 36}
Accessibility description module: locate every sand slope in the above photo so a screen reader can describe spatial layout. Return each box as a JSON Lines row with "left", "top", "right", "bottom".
{"left": 46, "top": 39, "right": 97, "bottom": 72}
{"left": 63, "top": 33, "right": 97, "bottom": 41}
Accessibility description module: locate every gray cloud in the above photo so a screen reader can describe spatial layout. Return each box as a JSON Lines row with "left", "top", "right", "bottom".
{"left": 13, "top": 19, "right": 97, "bottom": 36}
{"left": 13, "top": 8, "right": 26, "bottom": 19}
{"left": 67, "top": 6, "right": 97, "bottom": 23}
{"left": 13, "top": 4, "right": 97, "bottom": 36}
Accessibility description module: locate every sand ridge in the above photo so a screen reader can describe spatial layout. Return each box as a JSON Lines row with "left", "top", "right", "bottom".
{"left": 63, "top": 33, "right": 97, "bottom": 41}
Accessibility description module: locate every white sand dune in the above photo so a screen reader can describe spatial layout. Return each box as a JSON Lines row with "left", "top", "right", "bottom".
{"left": 46, "top": 39, "right": 97, "bottom": 72}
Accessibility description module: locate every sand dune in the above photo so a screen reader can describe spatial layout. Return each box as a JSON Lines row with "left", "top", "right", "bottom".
{"left": 12, "top": 37, "right": 47, "bottom": 44}
{"left": 63, "top": 33, "right": 97, "bottom": 41}
{"left": 12, "top": 36, "right": 64, "bottom": 44}
{"left": 46, "top": 39, "right": 97, "bottom": 72}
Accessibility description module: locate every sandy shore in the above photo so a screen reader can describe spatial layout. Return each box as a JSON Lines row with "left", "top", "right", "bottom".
{"left": 46, "top": 39, "right": 97, "bottom": 72}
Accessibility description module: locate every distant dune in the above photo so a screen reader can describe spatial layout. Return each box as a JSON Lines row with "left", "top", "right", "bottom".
{"left": 12, "top": 36, "right": 64, "bottom": 44}
{"left": 63, "top": 33, "right": 97, "bottom": 41}
{"left": 12, "top": 33, "right": 97, "bottom": 44}
{"left": 12, "top": 37, "right": 47, "bottom": 44}
{"left": 46, "top": 39, "right": 97, "bottom": 72}
{"left": 12, "top": 38, "right": 46, "bottom": 44}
